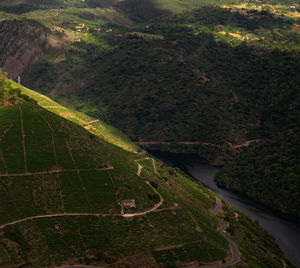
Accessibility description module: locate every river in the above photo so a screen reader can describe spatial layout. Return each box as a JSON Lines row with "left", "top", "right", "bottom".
{"left": 150, "top": 151, "right": 300, "bottom": 267}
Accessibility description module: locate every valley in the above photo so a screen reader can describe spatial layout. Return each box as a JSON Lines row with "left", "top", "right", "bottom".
{"left": 0, "top": 0, "right": 299, "bottom": 266}
{"left": 151, "top": 151, "right": 300, "bottom": 267}
{"left": 0, "top": 72, "right": 290, "bottom": 267}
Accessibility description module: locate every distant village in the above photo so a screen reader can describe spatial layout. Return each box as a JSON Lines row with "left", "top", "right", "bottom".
{"left": 74, "top": 23, "right": 113, "bottom": 33}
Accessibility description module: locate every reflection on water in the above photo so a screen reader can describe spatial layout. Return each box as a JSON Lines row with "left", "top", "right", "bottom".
{"left": 151, "top": 151, "right": 300, "bottom": 267}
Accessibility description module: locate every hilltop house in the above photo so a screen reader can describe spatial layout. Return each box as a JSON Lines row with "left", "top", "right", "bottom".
{"left": 120, "top": 200, "right": 136, "bottom": 208}
{"left": 75, "top": 24, "right": 85, "bottom": 32}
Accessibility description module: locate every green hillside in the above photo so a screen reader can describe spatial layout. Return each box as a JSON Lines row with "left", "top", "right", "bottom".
{"left": 0, "top": 0, "right": 298, "bottom": 218}
{"left": 0, "top": 1, "right": 298, "bottom": 152}
{"left": 0, "top": 75, "right": 289, "bottom": 267}
{"left": 0, "top": 0, "right": 299, "bottom": 264}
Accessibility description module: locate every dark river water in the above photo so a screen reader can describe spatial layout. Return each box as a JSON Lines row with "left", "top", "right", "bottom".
{"left": 150, "top": 151, "right": 300, "bottom": 267}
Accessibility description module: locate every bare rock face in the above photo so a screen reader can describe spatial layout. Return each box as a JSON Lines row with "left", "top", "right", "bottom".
{"left": 0, "top": 19, "right": 60, "bottom": 79}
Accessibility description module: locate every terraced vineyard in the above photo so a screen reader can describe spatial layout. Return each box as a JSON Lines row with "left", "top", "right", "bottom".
{"left": 0, "top": 83, "right": 288, "bottom": 267}
{"left": 0, "top": 89, "right": 223, "bottom": 267}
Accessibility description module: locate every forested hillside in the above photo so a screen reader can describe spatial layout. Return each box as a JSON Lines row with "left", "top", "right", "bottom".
{"left": 215, "top": 129, "right": 300, "bottom": 217}
{"left": 19, "top": 6, "right": 300, "bottom": 146}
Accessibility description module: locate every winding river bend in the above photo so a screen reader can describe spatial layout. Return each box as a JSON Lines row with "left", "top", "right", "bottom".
{"left": 151, "top": 151, "right": 300, "bottom": 267}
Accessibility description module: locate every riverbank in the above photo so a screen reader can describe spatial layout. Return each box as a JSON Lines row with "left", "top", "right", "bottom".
{"left": 151, "top": 151, "right": 300, "bottom": 267}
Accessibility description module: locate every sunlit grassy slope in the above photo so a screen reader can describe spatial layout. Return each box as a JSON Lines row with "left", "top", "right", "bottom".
{"left": 24, "top": 7, "right": 134, "bottom": 29}
{"left": 10, "top": 80, "right": 139, "bottom": 153}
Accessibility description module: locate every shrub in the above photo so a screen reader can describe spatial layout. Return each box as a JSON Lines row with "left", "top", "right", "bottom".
{"left": 150, "top": 181, "right": 158, "bottom": 188}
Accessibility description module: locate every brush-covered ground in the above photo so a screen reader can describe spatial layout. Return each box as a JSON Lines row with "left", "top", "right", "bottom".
{"left": 0, "top": 77, "right": 290, "bottom": 267}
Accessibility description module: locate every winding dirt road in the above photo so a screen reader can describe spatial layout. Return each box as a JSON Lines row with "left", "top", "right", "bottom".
{"left": 0, "top": 160, "right": 163, "bottom": 229}
{"left": 0, "top": 213, "right": 116, "bottom": 231}
{"left": 122, "top": 181, "right": 164, "bottom": 218}
{"left": 210, "top": 198, "right": 222, "bottom": 216}
{"left": 191, "top": 198, "right": 240, "bottom": 268}
{"left": 0, "top": 167, "right": 114, "bottom": 177}
{"left": 0, "top": 159, "right": 240, "bottom": 267}
{"left": 136, "top": 163, "right": 143, "bottom": 176}
{"left": 136, "top": 140, "right": 262, "bottom": 149}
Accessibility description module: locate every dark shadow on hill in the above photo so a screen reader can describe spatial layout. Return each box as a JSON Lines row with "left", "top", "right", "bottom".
{"left": 0, "top": 4, "right": 44, "bottom": 14}
{"left": 86, "top": 0, "right": 121, "bottom": 8}
{"left": 116, "top": 0, "right": 172, "bottom": 22}
{"left": 0, "top": 0, "right": 85, "bottom": 14}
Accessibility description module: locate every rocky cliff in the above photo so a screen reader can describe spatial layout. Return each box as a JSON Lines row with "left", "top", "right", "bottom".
{"left": 0, "top": 19, "right": 61, "bottom": 79}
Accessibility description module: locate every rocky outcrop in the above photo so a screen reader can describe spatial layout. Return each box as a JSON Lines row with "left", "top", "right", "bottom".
{"left": 0, "top": 19, "right": 61, "bottom": 79}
